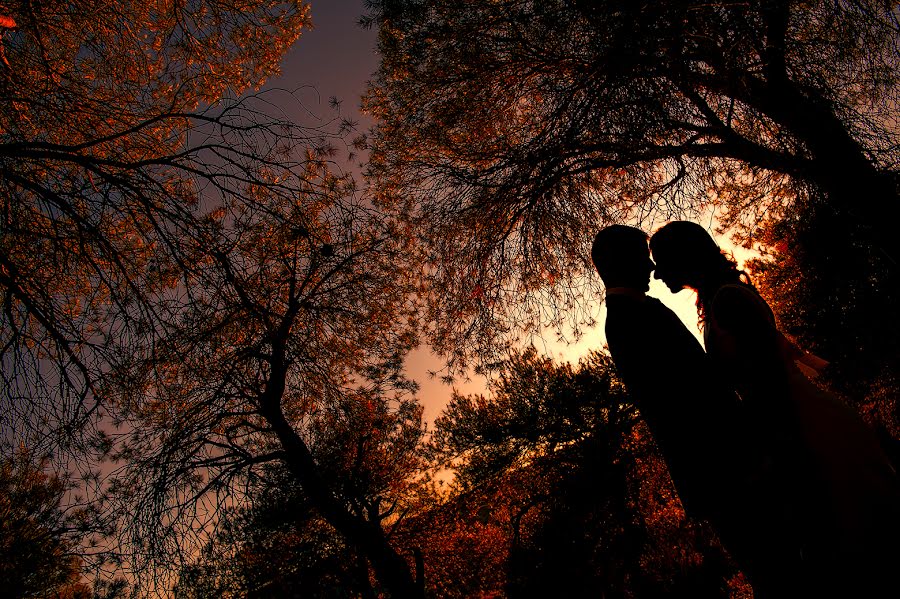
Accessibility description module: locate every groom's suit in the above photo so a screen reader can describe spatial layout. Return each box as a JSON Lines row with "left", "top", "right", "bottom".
{"left": 605, "top": 291, "right": 747, "bottom": 520}
{"left": 604, "top": 291, "right": 809, "bottom": 596}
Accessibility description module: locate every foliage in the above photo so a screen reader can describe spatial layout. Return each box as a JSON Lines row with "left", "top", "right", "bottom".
{"left": 0, "top": 450, "right": 90, "bottom": 598}
{"left": 431, "top": 349, "right": 630, "bottom": 486}
{"left": 747, "top": 194, "right": 900, "bottom": 443}
{"left": 364, "top": 0, "right": 900, "bottom": 370}
{"left": 0, "top": 0, "right": 310, "bottom": 456}
{"left": 175, "top": 348, "right": 750, "bottom": 597}
{"left": 1, "top": 1, "right": 430, "bottom": 594}
{"left": 100, "top": 150, "right": 426, "bottom": 594}
{"left": 411, "top": 349, "right": 747, "bottom": 597}
{"left": 174, "top": 465, "right": 375, "bottom": 599}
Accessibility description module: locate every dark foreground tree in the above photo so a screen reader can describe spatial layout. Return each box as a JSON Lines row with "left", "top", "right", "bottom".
{"left": 364, "top": 0, "right": 900, "bottom": 372}
{"left": 747, "top": 198, "right": 900, "bottom": 448}
{"left": 0, "top": 450, "right": 131, "bottom": 596}
{"left": 174, "top": 465, "right": 377, "bottom": 598}
{"left": 0, "top": 450, "right": 90, "bottom": 598}
{"left": 407, "top": 349, "right": 746, "bottom": 597}
{"left": 2, "top": 2, "right": 430, "bottom": 594}
{"left": 104, "top": 154, "right": 426, "bottom": 595}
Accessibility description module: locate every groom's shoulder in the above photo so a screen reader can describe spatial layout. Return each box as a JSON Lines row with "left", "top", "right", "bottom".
{"left": 642, "top": 295, "right": 671, "bottom": 312}
{"left": 639, "top": 298, "right": 704, "bottom": 351}
{"left": 605, "top": 298, "right": 664, "bottom": 346}
{"left": 633, "top": 296, "right": 683, "bottom": 328}
{"left": 606, "top": 295, "right": 672, "bottom": 324}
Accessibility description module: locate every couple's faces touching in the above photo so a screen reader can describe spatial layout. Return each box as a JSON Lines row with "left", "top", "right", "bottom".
{"left": 651, "top": 250, "right": 690, "bottom": 294}
{"left": 592, "top": 224, "right": 692, "bottom": 294}
{"left": 635, "top": 250, "right": 655, "bottom": 292}
{"left": 613, "top": 238, "right": 685, "bottom": 294}
{"left": 637, "top": 244, "right": 688, "bottom": 294}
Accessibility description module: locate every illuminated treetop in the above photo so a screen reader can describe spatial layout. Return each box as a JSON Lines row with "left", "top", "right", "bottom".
{"left": 365, "top": 0, "right": 900, "bottom": 367}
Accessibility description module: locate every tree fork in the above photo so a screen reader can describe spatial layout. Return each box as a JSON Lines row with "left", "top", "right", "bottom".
{"left": 709, "top": 61, "right": 900, "bottom": 269}
{"left": 261, "top": 401, "right": 422, "bottom": 598}
{"left": 759, "top": 78, "right": 900, "bottom": 268}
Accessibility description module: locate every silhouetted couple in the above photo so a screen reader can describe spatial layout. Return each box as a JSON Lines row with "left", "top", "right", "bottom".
{"left": 592, "top": 223, "right": 900, "bottom": 598}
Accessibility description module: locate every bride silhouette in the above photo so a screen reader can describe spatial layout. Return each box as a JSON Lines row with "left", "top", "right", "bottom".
{"left": 650, "top": 221, "right": 900, "bottom": 598}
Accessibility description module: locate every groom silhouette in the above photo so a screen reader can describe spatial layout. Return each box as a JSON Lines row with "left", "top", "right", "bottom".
{"left": 592, "top": 225, "right": 745, "bottom": 517}
{"left": 592, "top": 225, "right": 795, "bottom": 596}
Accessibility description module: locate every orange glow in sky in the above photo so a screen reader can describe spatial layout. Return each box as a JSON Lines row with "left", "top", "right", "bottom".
{"left": 271, "top": 1, "right": 761, "bottom": 426}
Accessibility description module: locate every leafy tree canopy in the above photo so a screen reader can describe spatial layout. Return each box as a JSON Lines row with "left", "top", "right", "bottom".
{"left": 174, "top": 464, "right": 377, "bottom": 599}
{"left": 0, "top": 0, "right": 310, "bottom": 454}
{"left": 364, "top": 0, "right": 900, "bottom": 369}
{"left": 2, "top": 2, "right": 431, "bottom": 595}
{"left": 0, "top": 450, "right": 90, "bottom": 598}
{"left": 102, "top": 157, "right": 427, "bottom": 594}
{"left": 416, "top": 348, "right": 745, "bottom": 597}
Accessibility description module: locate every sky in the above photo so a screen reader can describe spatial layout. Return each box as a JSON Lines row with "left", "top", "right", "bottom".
{"left": 267, "top": 0, "right": 747, "bottom": 424}
{"left": 268, "top": 2, "right": 379, "bottom": 131}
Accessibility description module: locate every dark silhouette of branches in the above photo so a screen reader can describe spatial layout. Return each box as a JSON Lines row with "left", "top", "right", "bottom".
{"left": 0, "top": 0, "right": 311, "bottom": 455}
{"left": 0, "top": 449, "right": 98, "bottom": 598}
{"left": 364, "top": 0, "right": 900, "bottom": 370}
{"left": 174, "top": 464, "right": 382, "bottom": 597}
{"left": 1, "top": 3, "right": 432, "bottom": 595}
{"left": 99, "top": 152, "right": 426, "bottom": 594}
{"left": 405, "top": 348, "right": 743, "bottom": 597}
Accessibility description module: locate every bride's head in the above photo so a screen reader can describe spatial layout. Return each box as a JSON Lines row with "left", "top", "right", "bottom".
{"left": 649, "top": 221, "right": 750, "bottom": 300}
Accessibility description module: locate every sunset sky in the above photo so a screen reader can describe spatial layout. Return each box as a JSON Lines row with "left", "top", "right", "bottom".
{"left": 8, "top": 3, "right": 898, "bottom": 596}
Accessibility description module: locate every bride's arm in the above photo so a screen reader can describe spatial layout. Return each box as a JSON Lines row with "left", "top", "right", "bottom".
{"left": 711, "top": 285, "right": 790, "bottom": 395}
{"left": 778, "top": 333, "right": 829, "bottom": 377}
{"left": 714, "top": 284, "right": 829, "bottom": 386}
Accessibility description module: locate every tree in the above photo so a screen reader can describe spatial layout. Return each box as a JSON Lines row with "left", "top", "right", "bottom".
{"left": 0, "top": 450, "right": 90, "bottom": 598}
{"left": 363, "top": 0, "right": 900, "bottom": 370}
{"left": 2, "top": 2, "right": 432, "bottom": 594}
{"left": 6, "top": 83, "right": 412, "bottom": 587}
{"left": 747, "top": 196, "right": 900, "bottom": 445}
{"left": 174, "top": 464, "right": 377, "bottom": 598}
{"left": 0, "top": 0, "right": 310, "bottom": 456}
{"left": 103, "top": 152, "right": 427, "bottom": 596}
{"left": 412, "top": 348, "right": 746, "bottom": 597}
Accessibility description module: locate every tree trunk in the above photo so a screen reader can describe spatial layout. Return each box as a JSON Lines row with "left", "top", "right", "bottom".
{"left": 262, "top": 405, "right": 422, "bottom": 598}
{"left": 257, "top": 327, "right": 422, "bottom": 597}
{"left": 749, "top": 73, "right": 900, "bottom": 269}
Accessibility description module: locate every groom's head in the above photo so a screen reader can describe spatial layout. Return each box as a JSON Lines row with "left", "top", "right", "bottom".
{"left": 591, "top": 225, "right": 654, "bottom": 291}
